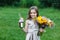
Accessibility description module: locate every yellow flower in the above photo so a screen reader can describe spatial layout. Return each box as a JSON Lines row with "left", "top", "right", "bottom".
{"left": 47, "top": 19, "right": 54, "bottom": 27}
{"left": 36, "top": 16, "right": 47, "bottom": 24}
{"left": 34, "top": 16, "right": 54, "bottom": 28}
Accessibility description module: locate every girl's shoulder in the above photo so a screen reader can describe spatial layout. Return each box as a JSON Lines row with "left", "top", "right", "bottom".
{"left": 26, "top": 19, "right": 31, "bottom": 22}
{"left": 25, "top": 19, "right": 32, "bottom": 24}
{"left": 25, "top": 19, "right": 30, "bottom": 23}
{"left": 25, "top": 20, "right": 29, "bottom": 22}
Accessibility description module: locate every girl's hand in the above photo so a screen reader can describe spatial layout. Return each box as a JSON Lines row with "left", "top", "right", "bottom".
{"left": 22, "top": 20, "right": 29, "bottom": 33}
{"left": 39, "top": 28, "right": 46, "bottom": 36}
{"left": 19, "top": 17, "right": 24, "bottom": 23}
{"left": 23, "top": 28, "right": 28, "bottom": 33}
{"left": 39, "top": 28, "right": 46, "bottom": 32}
{"left": 39, "top": 28, "right": 44, "bottom": 32}
{"left": 19, "top": 17, "right": 24, "bottom": 28}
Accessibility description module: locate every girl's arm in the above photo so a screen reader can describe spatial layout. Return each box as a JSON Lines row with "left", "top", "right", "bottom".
{"left": 23, "top": 20, "right": 28, "bottom": 32}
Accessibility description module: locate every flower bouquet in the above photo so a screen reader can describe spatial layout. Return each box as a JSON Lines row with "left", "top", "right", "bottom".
{"left": 36, "top": 16, "right": 54, "bottom": 29}
{"left": 36, "top": 16, "right": 54, "bottom": 36}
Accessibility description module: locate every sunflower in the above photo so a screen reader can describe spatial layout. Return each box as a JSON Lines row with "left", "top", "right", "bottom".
{"left": 36, "top": 16, "right": 54, "bottom": 28}
{"left": 36, "top": 16, "right": 47, "bottom": 24}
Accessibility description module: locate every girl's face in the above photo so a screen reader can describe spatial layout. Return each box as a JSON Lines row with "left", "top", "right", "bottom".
{"left": 30, "top": 9, "right": 37, "bottom": 19}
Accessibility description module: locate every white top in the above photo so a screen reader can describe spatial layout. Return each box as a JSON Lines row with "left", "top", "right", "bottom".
{"left": 27, "top": 19, "right": 39, "bottom": 32}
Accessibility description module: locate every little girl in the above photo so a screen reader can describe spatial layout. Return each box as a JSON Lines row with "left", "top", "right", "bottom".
{"left": 23, "top": 6, "right": 41, "bottom": 40}
{"left": 19, "top": 6, "right": 54, "bottom": 40}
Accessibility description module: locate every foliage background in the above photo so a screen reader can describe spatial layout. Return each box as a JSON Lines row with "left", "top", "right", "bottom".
{"left": 0, "top": 0, "right": 60, "bottom": 8}
{"left": 0, "top": 0, "right": 60, "bottom": 40}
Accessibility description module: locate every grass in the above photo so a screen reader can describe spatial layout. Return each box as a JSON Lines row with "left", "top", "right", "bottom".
{"left": 0, "top": 7, "right": 60, "bottom": 40}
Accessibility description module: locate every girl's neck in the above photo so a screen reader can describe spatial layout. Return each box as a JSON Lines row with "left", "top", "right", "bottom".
{"left": 32, "top": 17, "right": 37, "bottom": 22}
{"left": 28, "top": 17, "right": 37, "bottom": 21}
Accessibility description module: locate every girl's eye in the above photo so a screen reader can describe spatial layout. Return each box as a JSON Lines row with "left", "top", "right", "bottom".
{"left": 33, "top": 12, "right": 37, "bottom": 14}
{"left": 33, "top": 12, "right": 35, "bottom": 13}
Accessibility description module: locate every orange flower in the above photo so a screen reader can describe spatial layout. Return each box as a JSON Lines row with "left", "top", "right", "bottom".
{"left": 47, "top": 19, "right": 54, "bottom": 27}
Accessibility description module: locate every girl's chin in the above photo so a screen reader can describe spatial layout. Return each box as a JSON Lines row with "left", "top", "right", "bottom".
{"left": 31, "top": 16, "right": 37, "bottom": 19}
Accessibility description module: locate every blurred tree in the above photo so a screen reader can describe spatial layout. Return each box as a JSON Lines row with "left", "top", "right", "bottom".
{"left": 52, "top": 0, "right": 60, "bottom": 8}
{"left": 26, "top": 0, "right": 34, "bottom": 7}
{"left": 0, "top": 0, "right": 20, "bottom": 6}
{"left": 33, "top": 0, "right": 40, "bottom": 7}
{"left": 39, "top": 0, "right": 52, "bottom": 8}
{"left": 20, "top": 0, "right": 27, "bottom": 7}
{"left": 0, "top": 0, "right": 60, "bottom": 8}
{"left": 39, "top": 0, "right": 60, "bottom": 8}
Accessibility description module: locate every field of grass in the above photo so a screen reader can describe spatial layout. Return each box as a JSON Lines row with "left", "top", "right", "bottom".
{"left": 0, "top": 7, "right": 60, "bottom": 40}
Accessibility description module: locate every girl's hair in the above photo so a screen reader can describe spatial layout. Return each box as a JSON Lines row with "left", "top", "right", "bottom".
{"left": 28, "top": 6, "right": 39, "bottom": 19}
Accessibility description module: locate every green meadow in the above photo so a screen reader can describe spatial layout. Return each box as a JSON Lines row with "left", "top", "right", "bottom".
{"left": 0, "top": 7, "right": 60, "bottom": 40}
